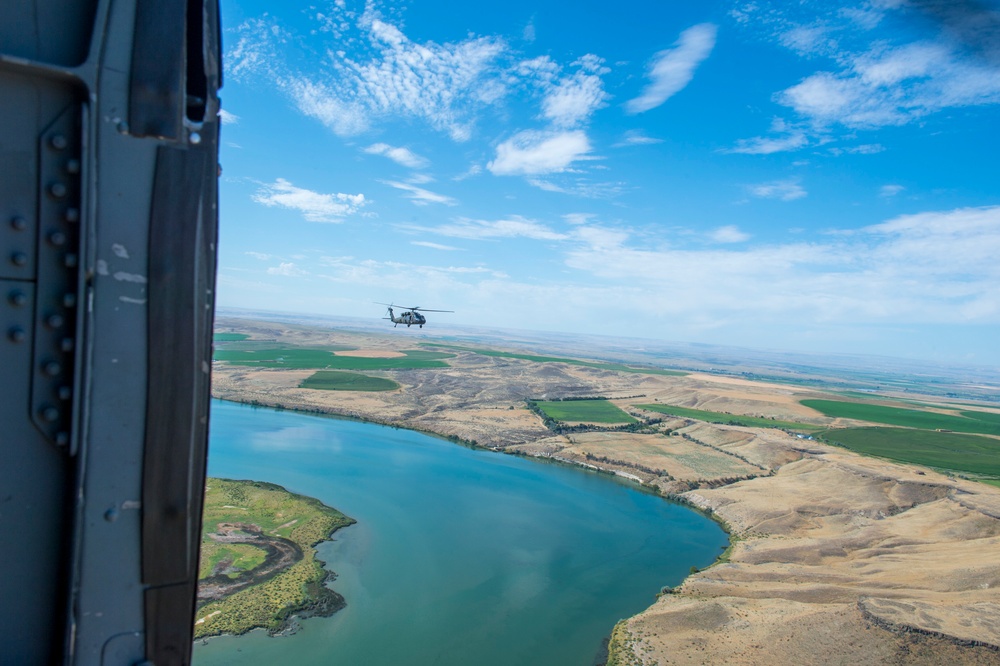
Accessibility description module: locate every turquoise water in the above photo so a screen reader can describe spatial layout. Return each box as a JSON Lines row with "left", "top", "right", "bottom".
{"left": 194, "top": 400, "right": 727, "bottom": 666}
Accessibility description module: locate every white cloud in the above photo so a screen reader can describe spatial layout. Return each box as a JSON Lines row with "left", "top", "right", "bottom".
{"left": 252, "top": 178, "right": 369, "bottom": 222}
{"left": 540, "top": 54, "right": 610, "bottom": 128}
{"left": 734, "top": 4, "right": 1000, "bottom": 149}
{"left": 230, "top": 8, "right": 508, "bottom": 141}
{"left": 612, "top": 130, "right": 664, "bottom": 147}
{"left": 747, "top": 179, "right": 807, "bottom": 201}
{"left": 829, "top": 143, "right": 885, "bottom": 156}
{"left": 414, "top": 215, "right": 568, "bottom": 241}
{"left": 778, "top": 40, "right": 1000, "bottom": 129}
{"left": 563, "top": 213, "right": 596, "bottom": 225}
{"left": 219, "top": 109, "right": 240, "bottom": 125}
{"left": 522, "top": 18, "right": 536, "bottom": 43}
{"left": 245, "top": 251, "right": 272, "bottom": 260}
{"left": 728, "top": 119, "right": 809, "bottom": 154}
{"left": 412, "top": 241, "right": 460, "bottom": 251}
{"left": 267, "top": 262, "right": 307, "bottom": 276}
{"left": 364, "top": 143, "right": 429, "bottom": 168}
{"left": 453, "top": 164, "right": 482, "bottom": 181}
{"left": 289, "top": 78, "right": 370, "bottom": 135}
{"left": 488, "top": 130, "right": 594, "bottom": 176}
{"left": 880, "top": 184, "right": 905, "bottom": 197}
{"left": 781, "top": 25, "right": 832, "bottom": 55}
{"left": 380, "top": 180, "right": 457, "bottom": 206}
{"left": 317, "top": 256, "right": 508, "bottom": 287}
{"left": 526, "top": 178, "right": 624, "bottom": 199}
{"left": 561, "top": 205, "right": 1000, "bottom": 326}
{"left": 710, "top": 225, "right": 751, "bottom": 243}
{"left": 625, "top": 23, "right": 717, "bottom": 114}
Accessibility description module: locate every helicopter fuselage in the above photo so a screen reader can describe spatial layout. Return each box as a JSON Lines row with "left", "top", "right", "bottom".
{"left": 387, "top": 308, "right": 426, "bottom": 327}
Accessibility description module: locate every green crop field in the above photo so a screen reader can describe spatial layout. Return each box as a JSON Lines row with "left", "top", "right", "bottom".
{"left": 423, "top": 343, "right": 687, "bottom": 376}
{"left": 300, "top": 371, "right": 400, "bottom": 392}
{"left": 817, "top": 427, "right": 1000, "bottom": 476}
{"left": 801, "top": 399, "right": 1000, "bottom": 436}
{"left": 214, "top": 347, "right": 453, "bottom": 369}
{"left": 534, "top": 399, "right": 638, "bottom": 424}
{"left": 214, "top": 332, "right": 249, "bottom": 341}
{"left": 635, "top": 403, "right": 819, "bottom": 432}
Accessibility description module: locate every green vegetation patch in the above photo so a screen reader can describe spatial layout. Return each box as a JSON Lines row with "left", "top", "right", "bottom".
{"left": 801, "top": 399, "right": 1000, "bottom": 436}
{"left": 423, "top": 343, "right": 687, "bottom": 376}
{"left": 199, "top": 542, "right": 268, "bottom": 580}
{"left": 817, "top": 427, "right": 1000, "bottom": 476}
{"left": 981, "top": 479, "right": 1000, "bottom": 488}
{"left": 195, "top": 478, "right": 355, "bottom": 638}
{"left": 214, "top": 347, "right": 453, "bottom": 369}
{"left": 636, "top": 403, "right": 819, "bottom": 432}
{"left": 534, "top": 399, "right": 638, "bottom": 424}
{"left": 214, "top": 332, "right": 249, "bottom": 341}
{"left": 300, "top": 370, "right": 400, "bottom": 392}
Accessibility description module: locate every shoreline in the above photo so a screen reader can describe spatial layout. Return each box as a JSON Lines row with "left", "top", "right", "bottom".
{"left": 209, "top": 391, "right": 1000, "bottom": 664}
{"left": 195, "top": 478, "right": 356, "bottom": 640}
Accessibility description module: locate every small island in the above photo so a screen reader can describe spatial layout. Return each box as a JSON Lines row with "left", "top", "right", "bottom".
{"left": 194, "top": 478, "right": 355, "bottom": 639}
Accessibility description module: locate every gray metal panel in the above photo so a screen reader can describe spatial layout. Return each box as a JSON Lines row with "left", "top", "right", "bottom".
{"left": 0, "top": 0, "right": 99, "bottom": 67}
{"left": 1, "top": 0, "right": 221, "bottom": 663}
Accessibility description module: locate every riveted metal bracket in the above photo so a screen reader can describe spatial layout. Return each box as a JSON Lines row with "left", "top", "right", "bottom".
{"left": 30, "top": 106, "right": 82, "bottom": 453}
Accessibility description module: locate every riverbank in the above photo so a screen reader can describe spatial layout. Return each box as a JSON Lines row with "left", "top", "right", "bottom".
{"left": 195, "top": 478, "right": 355, "bottom": 639}
{"left": 209, "top": 321, "right": 1000, "bottom": 664}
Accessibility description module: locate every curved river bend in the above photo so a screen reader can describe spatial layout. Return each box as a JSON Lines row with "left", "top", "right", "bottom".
{"left": 194, "top": 400, "right": 727, "bottom": 666}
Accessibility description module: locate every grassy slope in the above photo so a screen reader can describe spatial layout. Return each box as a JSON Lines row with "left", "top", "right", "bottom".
{"left": 423, "top": 343, "right": 687, "bottom": 376}
{"left": 636, "top": 403, "right": 820, "bottom": 432}
{"left": 801, "top": 399, "right": 1000, "bottom": 436}
{"left": 195, "top": 478, "right": 355, "bottom": 638}
{"left": 214, "top": 347, "right": 454, "bottom": 369}
{"left": 300, "top": 370, "right": 400, "bottom": 392}
{"left": 817, "top": 427, "right": 1000, "bottom": 476}
{"left": 534, "top": 399, "right": 638, "bottom": 424}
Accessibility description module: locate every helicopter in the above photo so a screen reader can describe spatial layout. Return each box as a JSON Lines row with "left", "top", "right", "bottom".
{"left": 377, "top": 303, "right": 453, "bottom": 328}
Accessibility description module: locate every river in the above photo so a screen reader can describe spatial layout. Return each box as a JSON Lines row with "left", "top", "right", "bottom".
{"left": 193, "top": 400, "right": 728, "bottom": 666}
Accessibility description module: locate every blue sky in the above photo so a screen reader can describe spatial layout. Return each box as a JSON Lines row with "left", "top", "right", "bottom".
{"left": 215, "top": 0, "right": 1000, "bottom": 366}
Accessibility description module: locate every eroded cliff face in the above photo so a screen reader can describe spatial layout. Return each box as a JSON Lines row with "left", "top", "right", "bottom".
{"left": 615, "top": 448, "right": 1000, "bottom": 666}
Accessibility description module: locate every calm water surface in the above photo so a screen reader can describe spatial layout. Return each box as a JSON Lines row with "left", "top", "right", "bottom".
{"left": 194, "top": 400, "right": 727, "bottom": 666}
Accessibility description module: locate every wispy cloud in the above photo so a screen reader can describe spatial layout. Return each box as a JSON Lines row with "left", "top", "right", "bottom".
{"left": 733, "top": 3, "right": 1000, "bottom": 148}
{"left": 829, "top": 143, "right": 885, "bottom": 156}
{"left": 252, "top": 178, "right": 368, "bottom": 222}
{"left": 880, "top": 184, "right": 905, "bottom": 197}
{"left": 747, "top": 179, "right": 807, "bottom": 201}
{"left": 488, "top": 130, "right": 594, "bottom": 176}
{"left": 364, "top": 143, "right": 429, "bottom": 168}
{"left": 539, "top": 54, "right": 610, "bottom": 128}
{"left": 219, "top": 109, "right": 240, "bottom": 125}
{"left": 612, "top": 130, "right": 664, "bottom": 147}
{"left": 778, "top": 41, "right": 1000, "bottom": 129}
{"left": 267, "top": 262, "right": 308, "bottom": 276}
{"left": 229, "top": 8, "right": 508, "bottom": 141}
{"left": 563, "top": 205, "right": 1000, "bottom": 325}
{"left": 413, "top": 215, "right": 568, "bottom": 241}
{"left": 727, "top": 118, "right": 809, "bottom": 154}
{"left": 317, "top": 256, "right": 508, "bottom": 285}
{"left": 412, "top": 241, "right": 460, "bottom": 251}
{"left": 525, "top": 177, "right": 624, "bottom": 199}
{"left": 626, "top": 23, "right": 717, "bottom": 114}
{"left": 245, "top": 251, "right": 272, "bottom": 260}
{"left": 709, "top": 225, "right": 751, "bottom": 243}
{"left": 380, "top": 180, "right": 457, "bottom": 206}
